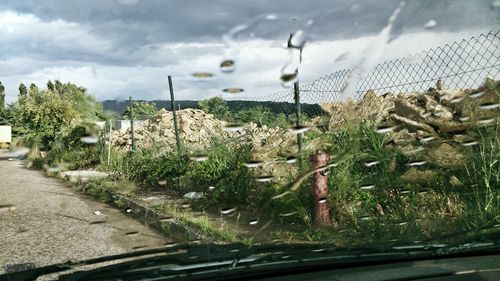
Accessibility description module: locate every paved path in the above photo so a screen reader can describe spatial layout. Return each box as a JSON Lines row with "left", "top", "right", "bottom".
{"left": 0, "top": 159, "right": 169, "bottom": 274}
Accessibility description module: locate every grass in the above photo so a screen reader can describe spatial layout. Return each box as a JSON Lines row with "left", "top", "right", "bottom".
{"left": 152, "top": 202, "right": 249, "bottom": 244}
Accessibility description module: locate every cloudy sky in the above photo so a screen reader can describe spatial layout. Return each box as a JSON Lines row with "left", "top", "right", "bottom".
{"left": 0, "top": 0, "right": 498, "bottom": 103}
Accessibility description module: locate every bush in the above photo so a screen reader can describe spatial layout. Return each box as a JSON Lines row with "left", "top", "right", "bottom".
{"left": 186, "top": 139, "right": 256, "bottom": 205}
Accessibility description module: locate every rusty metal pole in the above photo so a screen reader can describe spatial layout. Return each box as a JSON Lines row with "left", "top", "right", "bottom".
{"left": 168, "top": 76, "right": 181, "bottom": 153}
{"left": 310, "top": 150, "right": 330, "bottom": 227}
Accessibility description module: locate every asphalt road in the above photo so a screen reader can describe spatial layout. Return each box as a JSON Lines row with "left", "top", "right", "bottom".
{"left": 0, "top": 159, "right": 168, "bottom": 275}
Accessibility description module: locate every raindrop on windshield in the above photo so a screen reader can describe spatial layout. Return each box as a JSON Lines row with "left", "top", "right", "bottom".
{"left": 288, "top": 125, "right": 309, "bottom": 134}
{"left": 479, "top": 102, "right": 500, "bottom": 110}
{"left": 280, "top": 71, "right": 298, "bottom": 87}
{"left": 192, "top": 72, "right": 214, "bottom": 78}
{"left": 469, "top": 91, "right": 484, "bottom": 99}
{"left": 424, "top": 20, "right": 437, "bottom": 29}
{"left": 265, "top": 14, "right": 278, "bottom": 20}
{"left": 364, "top": 161, "right": 380, "bottom": 167}
{"left": 285, "top": 156, "right": 297, "bottom": 164}
{"left": 221, "top": 207, "right": 237, "bottom": 215}
{"left": 243, "top": 160, "right": 264, "bottom": 168}
{"left": 420, "top": 136, "right": 435, "bottom": 143}
{"left": 375, "top": 125, "right": 395, "bottom": 134}
{"left": 223, "top": 123, "right": 245, "bottom": 132}
{"left": 220, "top": 60, "right": 236, "bottom": 73}
{"left": 289, "top": 30, "right": 306, "bottom": 49}
{"left": 458, "top": 116, "right": 470, "bottom": 122}
{"left": 256, "top": 175, "right": 274, "bottom": 183}
{"left": 318, "top": 197, "right": 327, "bottom": 204}
{"left": 190, "top": 155, "right": 209, "bottom": 162}
{"left": 222, "top": 87, "right": 244, "bottom": 94}
{"left": 249, "top": 219, "right": 259, "bottom": 225}
{"left": 407, "top": 161, "right": 426, "bottom": 167}
{"left": 478, "top": 118, "right": 495, "bottom": 125}
{"left": 361, "top": 184, "right": 375, "bottom": 190}
{"left": 80, "top": 136, "right": 98, "bottom": 144}
{"left": 158, "top": 180, "right": 167, "bottom": 186}
{"left": 462, "top": 140, "right": 478, "bottom": 147}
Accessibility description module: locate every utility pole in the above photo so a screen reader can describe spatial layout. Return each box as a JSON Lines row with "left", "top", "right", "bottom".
{"left": 288, "top": 33, "right": 303, "bottom": 167}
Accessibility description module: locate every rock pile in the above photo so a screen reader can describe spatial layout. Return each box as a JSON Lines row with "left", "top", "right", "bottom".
{"left": 322, "top": 78, "right": 499, "bottom": 170}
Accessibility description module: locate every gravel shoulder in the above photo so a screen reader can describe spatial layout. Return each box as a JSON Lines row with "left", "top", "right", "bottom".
{"left": 0, "top": 159, "right": 169, "bottom": 275}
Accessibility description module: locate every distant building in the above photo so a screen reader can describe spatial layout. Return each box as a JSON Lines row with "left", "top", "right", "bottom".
{"left": 115, "top": 119, "right": 147, "bottom": 131}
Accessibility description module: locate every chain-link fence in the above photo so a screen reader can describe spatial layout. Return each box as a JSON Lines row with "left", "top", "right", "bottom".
{"left": 225, "top": 28, "right": 500, "bottom": 119}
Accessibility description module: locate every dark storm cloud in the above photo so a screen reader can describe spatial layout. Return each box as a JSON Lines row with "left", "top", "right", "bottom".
{"left": 0, "top": 0, "right": 498, "bottom": 103}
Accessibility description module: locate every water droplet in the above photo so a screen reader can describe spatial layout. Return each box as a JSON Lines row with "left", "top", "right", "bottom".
{"left": 364, "top": 161, "right": 380, "bottom": 167}
{"left": 458, "top": 116, "right": 470, "bottom": 122}
{"left": 47, "top": 167, "right": 60, "bottom": 173}
{"left": 421, "top": 112, "right": 432, "bottom": 118}
{"left": 220, "top": 60, "right": 236, "bottom": 73}
{"left": 280, "top": 72, "right": 298, "bottom": 87}
{"left": 249, "top": 219, "right": 259, "bottom": 225}
{"left": 256, "top": 175, "right": 273, "bottom": 182}
{"left": 222, "top": 87, "right": 244, "bottom": 94}
{"left": 479, "top": 118, "right": 495, "bottom": 125}
{"left": 80, "top": 136, "right": 98, "bottom": 144}
{"left": 158, "top": 180, "right": 167, "bottom": 185}
{"left": 407, "top": 161, "right": 426, "bottom": 166}
{"left": 450, "top": 96, "right": 465, "bottom": 103}
{"left": 223, "top": 123, "right": 245, "bottom": 132}
{"left": 318, "top": 197, "right": 327, "bottom": 204}
{"left": 190, "top": 155, "right": 209, "bottom": 162}
{"left": 398, "top": 221, "right": 408, "bottom": 226}
{"left": 285, "top": 156, "right": 297, "bottom": 164}
{"left": 272, "top": 191, "right": 291, "bottom": 199}
{"left": 469, "top": 91, "right": 484, "bottom": 99}
{"left": 360, "top": 216, "right": 372, "bottom": 221}
{"left": 0, "top": 204, "right": 16, "bottom": 212}
{"left": 181, "top": 203, "right": 190, "bottom": 208}
{"left": 221, "top": 207, "right": 237, "bottom": 215}
{"left": 410, "top": 146, "right": 425, "bottom": 153}
{"left": 312, "top": 248, "right": 325, "bottom": 252}
{"left": 375, "top": 125, "right": 395, "bottom": 134}
{"left": 243, "top": 160, "right": 263, "bottom": 168}
{"left": 479, "top": 102, "right": 500, "bottom": 110}
{"left": 433, "top": 111, "right": 445, "bottom": 117}
{"left": 89, "top": 220, "right": 106, "bottom": 224}
{"left": 126, "top": 208, "right": 132, "bottom": 213}
{"left": 306, "top": 19, "right": 314, "bottom": 25}
{"left": 192, "top": 72, "right": 214, "bottom": 78}
{"left": 424, "top": 20, "right": 437, "bottom": 29}
{"left": 279, "top": 211, "right": 297, "bottom": 217}
{"left": 289, "top": 30, "right": 306, "bottom": 49}
{"left": 208, "top": 186, "right": 215, "bottom": 191}
{"left": 462, "top": 140, "right": 478, "bottom": 147}
{"left": 361, "top": 185, "right": 375, "bottom": 190}
{"left": 94, "top": 211, "right": 103, "bottom": 216}
{"left": 420, "top": 136, "right": 435, "bottom": 143}
{"left": 334, "top": 52, "right": 349, "bottom": 62}
{"left": 159, "top": 216, "right": 175, "bottom": 222}
{"left": 125, "top": 230, "right": 139, "bottom": 236}
{"left": 266, "top": 14, "right": 278, "bottom": 20}
{"left": 132, "top": 245, "right": 147, "bottom": 250}
{"left": 399, "top": 190, "right": 410, "bottom": 194}
{"left": 288, "top": 125, "right": 309, "bottom": 134}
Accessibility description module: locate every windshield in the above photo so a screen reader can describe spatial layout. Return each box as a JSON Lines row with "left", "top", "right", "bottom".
{"left": 0, "top": 0, "right": 499, "bottom": 279}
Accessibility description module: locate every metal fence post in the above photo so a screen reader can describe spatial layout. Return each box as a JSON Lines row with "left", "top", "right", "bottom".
{"left": 168, "top": 76, "right": 181, "bottom": 152}
{"left": 108, "top": 119, "right": 112, "bottom": 165}
{"left": 294, "top": 79, "right": 303, "bottom": 166}
{"left": 129, "top": 96, "right": 136, "bottom": 152}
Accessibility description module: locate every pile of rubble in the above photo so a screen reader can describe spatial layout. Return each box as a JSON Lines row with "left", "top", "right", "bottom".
{"left": 321, "top": 78, "right": 499, "bottom": 173}
{"left": 110, "top": 108, "right": 298, "bottom": 159}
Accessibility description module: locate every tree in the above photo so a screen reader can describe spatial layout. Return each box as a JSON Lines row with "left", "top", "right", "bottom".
{"left": 18, "top": 83, "right": 27, "bottom": 98}
{"left": 47, "top": 80, "right": 55, "bottom": 92}
{"left": 16, "top": 81, "right": 103, "bottom": 149}
{"left": 198, "top": 97, "right": 231, "bottom": 120}
{"left": 123, "top": 101, "right": 158, "bottom": 119}
{"left": 0, "top": 81, "right": 5, "bottom": 111}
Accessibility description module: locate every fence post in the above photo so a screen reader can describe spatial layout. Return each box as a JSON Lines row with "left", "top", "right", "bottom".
{"left": 168, "top": 76, "right": 181, "bottom": 152}
{"left": 310, "top": 150, "right": 330, "bottom": 227}
{"left": 107, "top": 119, "right": 112, "bottom": 165}
{"left": 294, "top": 79, "right": 303, "bottom": 165}
{"left": 129, "top": 96, "right": 136, "bottom": 152}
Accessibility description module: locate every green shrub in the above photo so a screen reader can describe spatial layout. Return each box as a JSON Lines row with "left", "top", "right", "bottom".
{"left": 187, "top": 139, "right": 256, "bottom": 205}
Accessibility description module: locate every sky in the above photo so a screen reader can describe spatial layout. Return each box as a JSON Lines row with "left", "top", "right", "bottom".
{"left": 0, "top": 0, "right": 499, "bottom": 104}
